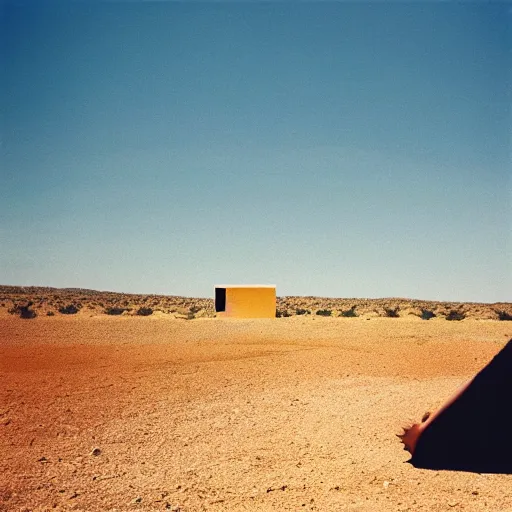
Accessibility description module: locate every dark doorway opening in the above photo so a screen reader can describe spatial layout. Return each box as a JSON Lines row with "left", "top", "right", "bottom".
{"left": 215, "top": 288, "right": 226, "bottom": 312}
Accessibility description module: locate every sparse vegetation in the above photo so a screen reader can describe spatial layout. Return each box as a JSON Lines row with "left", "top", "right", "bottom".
{"left": 445, "top": 310, "right": 465, "bottom": 321}
{"left": 383, "top": 307, "right": 400, "bottom": 318}
{"left": 1, "top": 286, "right": 510, "bottom": 322}
{"left": 10, "top": 303, "right": 37, "bottom": 319}
{"left": 104, "top": 307, "right": 126, "bottom": 316}
{"left": 46, "top": 311, "right": 55, "bottom": 316}
{"left": 136, "top": 307, "right": 153, "bottom": 316}
{"left": 496, "top": 310, "right": 512, "bottom": 321}
{"left": 420, "top": 309, "right": 436, "bottom": 320}
{"left": 340, "top": 306, "right": 358, "bottom": 317}
{"left": 59, "top": 304, "right": 80, "bottom": 315}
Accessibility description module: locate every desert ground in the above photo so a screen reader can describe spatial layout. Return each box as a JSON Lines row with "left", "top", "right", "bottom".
{"left": 1, "top": 299, "right": 512, "bottom": 512}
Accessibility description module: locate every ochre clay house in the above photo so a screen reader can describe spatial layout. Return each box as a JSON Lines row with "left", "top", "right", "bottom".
{"left": 214, "top": 285, "right": 276, "bottom": 318}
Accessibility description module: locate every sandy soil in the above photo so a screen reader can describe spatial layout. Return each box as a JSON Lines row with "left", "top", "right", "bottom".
{"left": 1, "top": 316, "right": 512, "bottom": 512}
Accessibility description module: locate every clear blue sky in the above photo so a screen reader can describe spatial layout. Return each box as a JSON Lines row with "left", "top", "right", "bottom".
{"left": 1, "top": 1, "right": 511, "bottom": 302}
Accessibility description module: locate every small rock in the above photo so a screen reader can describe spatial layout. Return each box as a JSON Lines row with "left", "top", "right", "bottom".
{"left": 383, "top": 481, "right": 390, "bottom": 488}
{"left": 472, "top": 491, "right": 479, "bottom": 495}
{"left": 132, "top": 496, "right": 142, "bottom": 504}
{"left": 90, "top": 447, "right": 101, "bottom": 456}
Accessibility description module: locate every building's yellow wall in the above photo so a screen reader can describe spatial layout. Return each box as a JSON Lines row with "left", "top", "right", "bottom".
{"left": 219, "top": 287, "right": 276, "bottom": 318}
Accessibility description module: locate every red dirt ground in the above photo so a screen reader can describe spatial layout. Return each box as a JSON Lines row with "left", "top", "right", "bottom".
{"left": 1, "top": 316, "right": 511, "bottom": 511}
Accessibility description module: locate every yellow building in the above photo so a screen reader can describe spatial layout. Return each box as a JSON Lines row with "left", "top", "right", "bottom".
{"left": 214, "top": 285, "right": 276, "bottom": 318}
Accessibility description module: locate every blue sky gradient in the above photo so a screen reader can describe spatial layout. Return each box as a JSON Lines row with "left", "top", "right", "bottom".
{"left": 2, "top": 2, "right": 511, "bottom": 301}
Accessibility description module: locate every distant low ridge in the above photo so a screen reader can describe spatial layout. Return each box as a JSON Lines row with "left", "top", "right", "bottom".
{"left": 0, "top": 285, "right": 510, "bottom": 321}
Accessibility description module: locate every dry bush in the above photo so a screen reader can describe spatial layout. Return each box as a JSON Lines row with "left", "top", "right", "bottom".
{"left": 445, "top": 310, "right": 465, "bottom": 321}
{"left": 104, "top": 307, "right": 126, "bottom": 316}
{"left": 340, "top": 306, "right": 358, "bottom": 317}
{"left": 136, "top": 307, "right": 153, "bottom": 316}
{"left": 59, "top": 304, "right": 80, "bottom": 315}
{"left": 383, "top": 307, "right": 400, "bottom": 318}
{"left": 9, "top": 302, "right": 37, "bottom": 319}
{"left": 420, "top": 309, "right": 436, "bottom": 320}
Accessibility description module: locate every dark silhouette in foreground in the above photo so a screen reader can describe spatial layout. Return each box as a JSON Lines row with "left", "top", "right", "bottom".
{"left": 399, "top": 339, "right": 512, "bottom": 473}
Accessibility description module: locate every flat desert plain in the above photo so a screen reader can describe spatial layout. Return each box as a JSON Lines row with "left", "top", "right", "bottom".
{"left": 1, "top": 315, "right": 512, "bottom": 512}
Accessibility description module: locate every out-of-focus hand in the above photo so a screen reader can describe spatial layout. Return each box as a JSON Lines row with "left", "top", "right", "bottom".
{"left": 398, "top": 423, "right": 423, "bottom": 455}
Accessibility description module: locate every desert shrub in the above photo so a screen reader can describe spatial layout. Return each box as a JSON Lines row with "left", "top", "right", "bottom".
{"left": 420, "top": 309, "right": 436, "bottom": 320}
{"left": 136, "top": 307, "right": 153, "bottom": 316}
{"left": 295, "top": 308, "right": 310, "bottom": 315}
{"left": 383, "top": 307, "right": 400, "bottom": 318}
{"left": 185, "top": 311, "right": 195, "bottom": 320}
{"left": 11, "top": 302, "right": 37, "bottom": 319}
{"left": 59, "top": 304, "right": 79, "bottom": 315}
{"left": 104, "top": 307, "right": 126, "bottom": 316}
{"left": 496, "top": 310, "right": 512, "bottom": 321}
{"left": 445, "top": 310, "right": 465, "bottom": 321}
{"left": 276, "top": 309, "right": 291, "bottom": 318}
{"left": 46, "top": 311, "right": 55, "bottom": 316}
{"left": 340, "top": 306, "right": 358, "bottom": 317}
{"left": 316, "top": 309, "right": 332, "bottom": 317}
{"left": 20, "top": 306, "right": 37, "bottom": 319}
{"left": 8, "top": 302, "right": 36, "bottom": 319}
